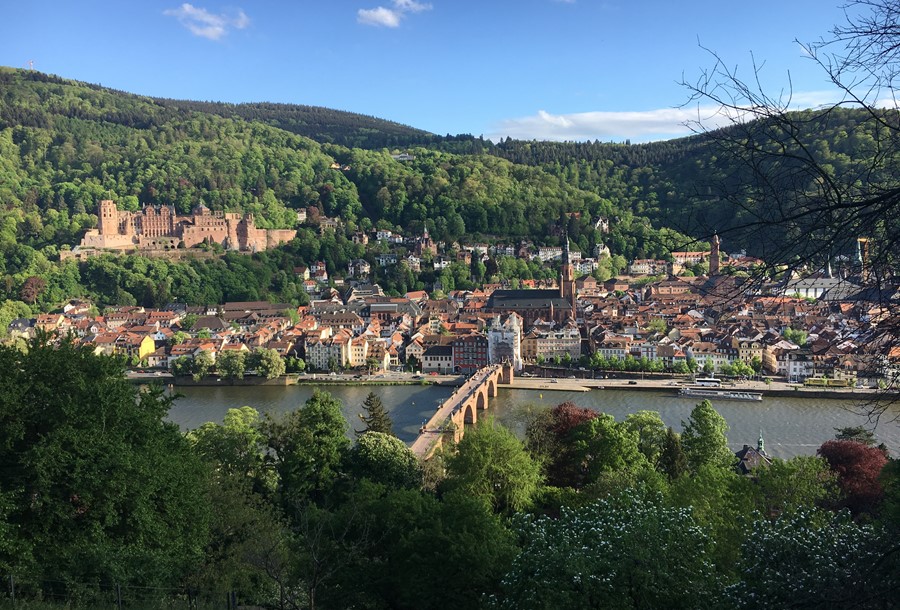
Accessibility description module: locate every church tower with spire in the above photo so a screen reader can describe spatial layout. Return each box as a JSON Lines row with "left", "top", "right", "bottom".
{"left": 709, "top": 234, "right": 720, "bottom": 276}
{"left": 560, "top": 232, "right": 576, "bottom": 317}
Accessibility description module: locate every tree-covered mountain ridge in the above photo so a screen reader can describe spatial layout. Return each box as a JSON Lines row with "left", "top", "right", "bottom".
{"left": 0, "top": 67, "right": 686, "bottom": 258}
{"left": 0, "top": 66, "right": 888, "bottom": 261}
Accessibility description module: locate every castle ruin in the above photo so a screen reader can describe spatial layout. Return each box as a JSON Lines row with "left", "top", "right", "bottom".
{"left": 79, "top": 200, "right": 296, "bottom": 253}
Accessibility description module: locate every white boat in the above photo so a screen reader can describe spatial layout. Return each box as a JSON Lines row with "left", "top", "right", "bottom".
{"left": 678, "top": 387, "right": 763, "bottom": 401}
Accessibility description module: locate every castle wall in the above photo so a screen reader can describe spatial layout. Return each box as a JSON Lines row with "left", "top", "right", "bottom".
{"left": 83, "top": 200, "right": 295, "bottom": 253}
{"left": 81, "top": 230, "right": 137, "bottom": 249}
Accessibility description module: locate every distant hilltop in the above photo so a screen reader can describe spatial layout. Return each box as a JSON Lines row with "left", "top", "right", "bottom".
{"left": 63, "top": 200, "right": 295, "bottom": 259}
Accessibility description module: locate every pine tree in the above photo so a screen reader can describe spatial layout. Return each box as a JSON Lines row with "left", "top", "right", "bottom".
{"left": 657, "top": 426, "right": 688, "bottom": 481}
{"left": 356, "top": 391, "right": 393, "bottom": 436}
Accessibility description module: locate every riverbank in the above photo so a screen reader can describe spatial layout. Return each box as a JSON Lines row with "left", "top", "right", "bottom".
{"left": 131, "top": 370, "right": 894, "bottom": 400}
{"left": 505, "top": 376, "right": 897, "bottom": 401}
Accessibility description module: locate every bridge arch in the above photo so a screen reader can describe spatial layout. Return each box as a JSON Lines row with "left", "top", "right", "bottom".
{"left": 475, "top": 390, "right": 487, "bottom": 411}
{"left": 487, "top": 379, "right": 497, "bottom": 397}
{"left": 463, "top": 402, "right": 476, "bottom": 425}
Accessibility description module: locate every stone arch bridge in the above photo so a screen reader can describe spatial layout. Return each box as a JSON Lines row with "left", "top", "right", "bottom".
{"left": 410, "top": 363, "right": 514, "bottom": 460}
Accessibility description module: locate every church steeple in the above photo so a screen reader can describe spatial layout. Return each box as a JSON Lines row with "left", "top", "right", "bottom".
{"left": 560, "top": 230, "right": 576, "bottom": 317}
{"left": 757, "top": 429, "right": 766, "bottom": 455}
{"left": 709, "top": 234, "right": 720, "bottom": 276}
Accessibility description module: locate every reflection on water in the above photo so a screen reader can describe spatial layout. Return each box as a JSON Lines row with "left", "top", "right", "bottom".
{"left": 166, "top": 385, "right": 900, "bottom": 459}
{"left": 168, "top": 384, "right": 455, "bottom": 441}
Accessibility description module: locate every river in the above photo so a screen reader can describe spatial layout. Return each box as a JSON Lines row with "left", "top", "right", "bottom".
{"left": 167, "top": 384, "right": 900, "bottom": 459}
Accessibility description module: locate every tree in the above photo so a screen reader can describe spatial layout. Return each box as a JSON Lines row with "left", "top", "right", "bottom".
{"left": 355, "top": 391, "right": 393, "bottom": 436}
{"left": 172, "top": 355, "right": 193, "bottom": 376}
{"left": 725, "top": 509, "right": 899, "bottom": 609}
{"left": 818, "top": 439, "right": 889, "bottom": 516}
{"left": 444, "top": 417, "right": 543, "bottom": 515}
{"left": 657, "top": 426, "right": 688, "bottom": 480}
{"left": 216, "top": 349, "right": 246, "bottom": 380}
{"left": 681, "top": 400, "right": 733, "bottom": 472}
{"left": 525, "top": 401, "right": 599, "bottom": 487}
{"left": 567, "top": 413, "right": 651, "bottom": 490}
{"left": 750, "top": 456, "right": 840, "bottom": 517}
{"left": 347, "top": 432, "right": 421, "bottom": 489}
{"left": 489, "top": 491, "right": 721, "bottom": 609}
{"left": 251, "top": 347, "right": 285, "bottom": 379}
{"left": 188, "top": 406, "right": 273, "bottom": 491}
{"left": 193, "top": 349, "right": 215, "bottom": 381}
{"left": 0, "top": 336, "right": 210, "bottom": 591}
{"left": 834, "top": 425, "right": 877, "bottom": 446}
{"left": 623, "top": 410, "right": 668, "bottom": 465}
{"left": 18, "top": 275, "right": 46, "bottom": 304}
{"left": 262, "top": 390, "right": 350, "bottom": 507}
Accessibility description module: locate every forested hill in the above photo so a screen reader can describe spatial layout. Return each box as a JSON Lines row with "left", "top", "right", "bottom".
{"left": 152, "top": 99, "right": 436, "bottom": 150}
{"left": 0, "top": 66, "right": 886, "bottom": 266}
{"left": 0, "top": 67, "right": 692, "bottom": 257}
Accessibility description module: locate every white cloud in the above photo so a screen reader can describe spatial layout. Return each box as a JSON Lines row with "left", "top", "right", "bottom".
{"left": 163, "top": 4, "right": 250, "bottom": 40}
{"left": 358, "top": 0, "right": 432, "bottom": 28}
{"left": 358, "top": 6, "right": 402, "bottom": 27}
{"left": 489, "top": 89, "right": 851, "bottom": 143}
{"left": 394, "top": 0, "right": 432, "bottom": 12}
{"left": 490, "top": 108, "right": 702, "bottom": 143}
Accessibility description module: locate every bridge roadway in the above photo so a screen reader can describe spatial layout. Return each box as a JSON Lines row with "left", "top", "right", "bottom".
{"left": 410, "top": 363, "right": 512, "bottom": 459}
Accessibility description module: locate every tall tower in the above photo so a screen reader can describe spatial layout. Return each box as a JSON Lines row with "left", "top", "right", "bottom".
{"left": 97, "top": 200, "right": 119, "bottom": 236}
{"left": 857, "top": 237, "right": 870, "bottom": 282}
{"left": 560, "top": 232, "right": 576, "bottom": 317}
{"left": 709, "top": 234, "right": 720, "bottom": 276}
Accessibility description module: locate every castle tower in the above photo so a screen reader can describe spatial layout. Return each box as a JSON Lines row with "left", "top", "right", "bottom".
{"left": 97, "top": 200, "right": 119, "bottom": 236}
{"left": 709, "top": 234, "right": 720, "bottom": 276}
{"left": 560, "top": 232, "right": 576, "bottom": 316}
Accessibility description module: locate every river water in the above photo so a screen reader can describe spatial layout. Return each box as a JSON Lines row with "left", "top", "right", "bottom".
{"left": 167, "top": 385, "right": 900, "bottom": 459}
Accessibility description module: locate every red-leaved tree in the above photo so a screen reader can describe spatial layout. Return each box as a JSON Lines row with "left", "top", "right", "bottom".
{"left": 818, "top": 440, "right": 888, "bottom": 516}
{"left": 526, "top": 401, "right": 599, "bottom": 488}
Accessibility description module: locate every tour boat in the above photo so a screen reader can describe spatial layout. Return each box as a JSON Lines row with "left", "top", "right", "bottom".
{"left": 678, "top": 387, "right": 763, "bottom": 401}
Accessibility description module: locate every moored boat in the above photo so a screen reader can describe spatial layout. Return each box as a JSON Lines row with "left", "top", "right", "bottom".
{"left": 678, "top": 387, "right": 763, "bottom": 401}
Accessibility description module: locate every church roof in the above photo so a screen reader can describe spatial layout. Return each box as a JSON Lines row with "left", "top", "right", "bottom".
{"left": 486, "top": 289, "right": 572, "bottom": 310}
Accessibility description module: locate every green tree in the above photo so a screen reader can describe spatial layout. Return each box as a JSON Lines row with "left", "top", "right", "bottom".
{"left": 181, "top": 313, "right": 198, "bottom": 331}
{"left": 347, "top": 431, "right": 421, "bottom": 489}
{"left": 726, "top": 509, "right": 899, "bottom": 609}
{"left": 444, "top": 418, "right": 543, "bottom": 515}
{"left": 193, "top": 349, "right": 215, "bottom": 381}
{"left": 0, "top": 336, "right": 210, "bottom": 591}
{"left": 568, "top": 413, "right": 651, "bottom": 490}
{"left": 490, "top": 491, "right": 721, "bottom": 609}
{"left": 251, "top": 347, "right": 285, "bottom": 379}
{"left": 623, "top": 410, "right": 667, "bottom": 465}
{"left": 750, "top": 456, "right": 839, "bottom": 517}
{"left": 188, "top": 406, "right": 273, "bottom": 491}
{"left": 263, "top": 390, "right": 350, "bottom": 507}
{"left": 833, "top": 425, "right": 876, "bottom": 446}
{"left": 657, "top": 426, "right": 688, "bottom": 480}
{"left": 782, "top": 327, "right": 808, "bottom": 347}
{"left": 172, "top": 355, "right": 193, "bottom": 376}
{"left": 355, "top": 391, "right": 393, "bottom": 436}
{"left": 681, "top": 400, "right": 733, "bottom": 472}
{"left": 216, "top": 349, "right": 246, "bottom": 380}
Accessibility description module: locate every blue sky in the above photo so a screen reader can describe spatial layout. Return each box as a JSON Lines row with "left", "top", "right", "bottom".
{"left": 0, "top": 1, "right": 855, "bottom": 142}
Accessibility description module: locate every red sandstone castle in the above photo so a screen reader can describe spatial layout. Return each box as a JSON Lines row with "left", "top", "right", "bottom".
{"left": 79, "top": 200, "right": 296, "bottom": 252}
